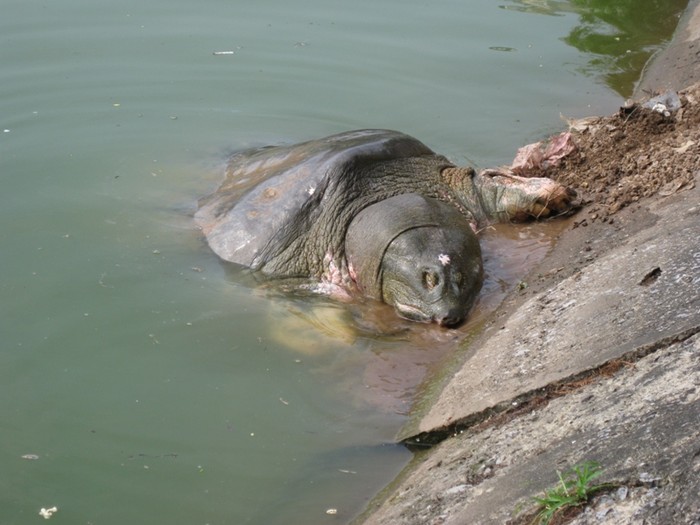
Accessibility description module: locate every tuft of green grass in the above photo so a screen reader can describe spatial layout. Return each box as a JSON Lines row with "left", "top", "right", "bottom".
{"left": 530, "top": 461, "right": 611, "bottom": 525}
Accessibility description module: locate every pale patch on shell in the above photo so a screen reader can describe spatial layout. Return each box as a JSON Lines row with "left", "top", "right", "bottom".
{"left": 307, "top": 186, "right": 315, "bottom": 196}
{"left": 322, "top": 251, "right": 341, "bottom": 285}
{"left": 348, "top": 261, "right": 358, "bottom": 282}
{"left": 438, "top": 253, "right": 451, "bottom": 266}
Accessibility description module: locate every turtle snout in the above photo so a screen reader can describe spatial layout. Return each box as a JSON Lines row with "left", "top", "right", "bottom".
{"left": 435, "top": 308, "right": 465, "bottom": 328}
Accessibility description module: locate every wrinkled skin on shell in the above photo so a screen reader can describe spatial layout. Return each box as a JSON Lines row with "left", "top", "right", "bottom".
{"left": 196, "top": 129, "right": 575, "bottom": 326}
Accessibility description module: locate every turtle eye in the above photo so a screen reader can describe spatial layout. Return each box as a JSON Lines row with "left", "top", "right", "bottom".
{"left": 453, "top": 271, "right": 463, "bottom": 286}
{"left": 422, "top": 271, "right": 439, "bottom": 290}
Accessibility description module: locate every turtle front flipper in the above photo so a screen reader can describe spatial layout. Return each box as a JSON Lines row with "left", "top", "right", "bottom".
{"left": 474, "top": 168, "right": 578, "bottom": 223}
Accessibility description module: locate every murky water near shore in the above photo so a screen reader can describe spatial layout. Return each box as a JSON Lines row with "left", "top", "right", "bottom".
{"left": 1, "top": 0, "right": 685, "bottom": 523}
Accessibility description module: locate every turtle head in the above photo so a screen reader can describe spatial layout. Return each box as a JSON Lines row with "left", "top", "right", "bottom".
{"left": 345, "top": 194, "right": 483, "bottom": 327}
{"left": 380, "top": 226, "right": 482, "bottom": 326}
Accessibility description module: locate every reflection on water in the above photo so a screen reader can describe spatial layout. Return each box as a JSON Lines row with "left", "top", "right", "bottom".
{"left": 503, "top": 0, "right": 689, "bottom": 96}
{"left": 500, "top": 0, "right": 573, "bottom": 16}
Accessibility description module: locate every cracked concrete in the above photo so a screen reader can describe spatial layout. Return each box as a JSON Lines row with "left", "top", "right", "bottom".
{"left": 363, "top": 332, "right": 700, "bottom": 524}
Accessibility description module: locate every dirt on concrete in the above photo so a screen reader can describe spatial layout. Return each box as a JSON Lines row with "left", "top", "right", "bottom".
{"left": 546, "top": 83, "right": 698, "bottom": 218}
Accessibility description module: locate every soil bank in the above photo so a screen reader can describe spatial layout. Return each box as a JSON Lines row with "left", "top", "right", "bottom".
{"left": 354, "top": 3, "right": 700, "bottom": 524}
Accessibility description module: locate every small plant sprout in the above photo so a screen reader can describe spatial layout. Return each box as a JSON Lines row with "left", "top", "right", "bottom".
{"left": 530, "top": 461, "right": 612, "bottom": 525}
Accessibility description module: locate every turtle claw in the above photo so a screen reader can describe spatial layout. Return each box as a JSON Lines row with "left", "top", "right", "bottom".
{"left": 476, "top": 169, "right": 578, "bottom": 222}
{"left": 530, "top": 181, "right": 577, "bottom": 219}
{"left": 506, "top": 176, "right": 578, "bottom": 221}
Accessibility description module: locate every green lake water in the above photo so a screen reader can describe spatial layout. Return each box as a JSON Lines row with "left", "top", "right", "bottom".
{"left": 1, "top": 0, "right": 685, "bottom": 523}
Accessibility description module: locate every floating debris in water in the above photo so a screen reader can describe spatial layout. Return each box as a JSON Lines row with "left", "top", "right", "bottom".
{"left": 39, "top": 507, "right": 58, "bottom": 519}
{"left": 213, "top": 47, "right": 242, "bottom": 56}
{"left": 21, "top": 454, "right": 40, "bottom": 460}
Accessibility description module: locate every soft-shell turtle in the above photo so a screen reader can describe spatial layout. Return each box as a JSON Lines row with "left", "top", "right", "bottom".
{"left": 196, "top": 129, "right": 574, "bottom": 326}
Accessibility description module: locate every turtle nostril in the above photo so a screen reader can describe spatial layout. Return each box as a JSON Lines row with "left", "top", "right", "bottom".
{"left": 438, "top": 313, "right": 463, "bottom": 327}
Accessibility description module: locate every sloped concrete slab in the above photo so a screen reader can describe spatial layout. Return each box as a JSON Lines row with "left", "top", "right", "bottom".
{"left": 637, "top": 0, "right": 700, "bottom": 93}
{"left": 403, "top": 183, "right": 699, "bottom": 440}
{"left": 361, "top": 332, "right": 699, "bottom": 525}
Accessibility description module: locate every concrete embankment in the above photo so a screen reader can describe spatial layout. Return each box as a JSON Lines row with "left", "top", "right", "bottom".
{"left": 356, "top": 3, "right": 700, "bottom": 524}
{"left": 358, "top": 182, "right": 699, "bottom": 525}
{"left": 637, "top": 0, "right": 700, "bottom": 94}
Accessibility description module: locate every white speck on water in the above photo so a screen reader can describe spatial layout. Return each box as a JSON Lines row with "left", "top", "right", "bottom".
{"left": 39, "top": 507, "right": 58, "bottom": 519}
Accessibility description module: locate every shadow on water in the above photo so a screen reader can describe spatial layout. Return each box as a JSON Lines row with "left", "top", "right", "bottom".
{"left": 502, "top": 0, "right": 689, "bottom": 97}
